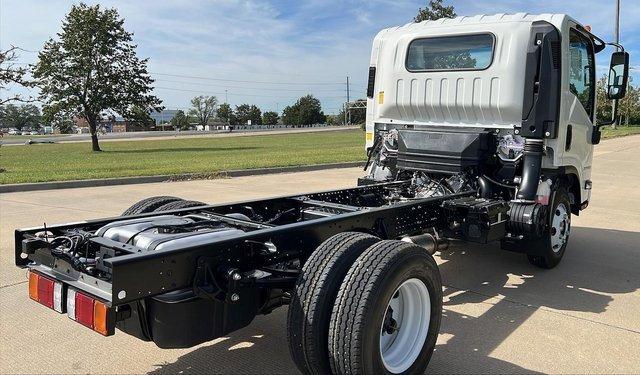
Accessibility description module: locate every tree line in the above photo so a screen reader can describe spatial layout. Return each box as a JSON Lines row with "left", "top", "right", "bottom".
{"left": 4, "top": 0, "right": 638, "bottom": 151}
{"left": 169, "top": 94, "right": 327, "bottom": 129}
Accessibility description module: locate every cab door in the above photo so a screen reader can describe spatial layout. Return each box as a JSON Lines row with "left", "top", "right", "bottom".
{"left": 562, "top": 25, "right": 596, "bottom": 201}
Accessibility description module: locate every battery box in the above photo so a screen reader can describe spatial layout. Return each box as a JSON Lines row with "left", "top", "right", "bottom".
{"left": 442, "top": 197, "right": 509, "bottom": 243}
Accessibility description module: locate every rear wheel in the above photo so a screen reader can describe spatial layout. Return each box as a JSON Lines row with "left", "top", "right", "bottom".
{"left": 154, "top": 200, "right": 206, "bottom": 212}
{"left": 328, "top": 240, "right": 442, "bottom": 375}
{"left": 287, "top": 232, "right": 380, "bottom": 374}
{"left": 527, "top": 187, "right": 571, "bottom": 269}
{"left": 121, "top": 196, "right": 182, "bottom": 216}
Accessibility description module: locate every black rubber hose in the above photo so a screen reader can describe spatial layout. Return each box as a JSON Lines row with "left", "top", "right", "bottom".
{"left": 516, "top": 139, "right": 544, "bottom": 201}
{"left": 363, "top": 135, "right": 382, "bottom": 171}
{"left": 477, "top": 176, "right": 494, "bottom": 198}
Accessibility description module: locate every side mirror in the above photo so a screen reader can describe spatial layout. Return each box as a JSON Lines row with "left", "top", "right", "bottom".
{"left": 606, "top": 51, "right": 629, "bottom": 100}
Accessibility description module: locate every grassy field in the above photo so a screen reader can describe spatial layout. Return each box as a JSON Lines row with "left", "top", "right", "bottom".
{"left": 601, "top": 125, "right": 640, "bottom": 139}
{"left": 1, "top": 126, "right": 638, "bottom": 185}
{"left": 0, "top": 129, "right": 365, "bottom": 184}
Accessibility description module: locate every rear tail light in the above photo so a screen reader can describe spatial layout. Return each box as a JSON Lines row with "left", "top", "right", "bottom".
{"left": 74, "top": 291, "right": 95, "bottom": 328}
{"left": 28, "top": 270, "right": 63, "bottom": 311}
{"left": 28, "top": 272, "right": 39, "bottom": 300}
{"left": 67, "top": 287, "right": 114, "bottom": 336}
{"left": 27, "top": 270, "right": 115, "bottom": 336}
{"left": 67, "top": 288, "right": 77, "bottom": 320}
{"left": 93, "top": 300, "right": 111, "bottom": 335}
{"left": 53, "top": 282, "right": 64, "bottom": 313}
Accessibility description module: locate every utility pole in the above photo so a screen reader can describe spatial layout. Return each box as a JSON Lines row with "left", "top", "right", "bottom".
{"left": 345, "top": 76, "right": 351, "bottom": 125}
{"left": 225, "top": 89, "right": 228, "bottom": 104}
{"left": 612, "top": 0, "right": 621, "bottom": 128}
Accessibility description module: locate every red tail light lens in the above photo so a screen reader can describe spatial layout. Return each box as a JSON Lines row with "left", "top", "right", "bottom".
{"left": 37, "top": 276, "right": 55, "bottom": 308}
{"left": 28, "top": 271, "right": 59, "bottom": 310}
{"left": 75, "top": 292, "right": 95, "bottom": 329}
{"left": 66, "top": 287, "right": 114, "bottom": 335}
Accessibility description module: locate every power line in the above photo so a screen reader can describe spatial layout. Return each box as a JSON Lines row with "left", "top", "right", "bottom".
{"left": 154, "top": 86, "right": 344, "bottom": 100}
{"left": 151, "top": 71, "right": 344, "bottom": 86}
{"left": 154, "top": 78, "right": 345, "bottom": 92}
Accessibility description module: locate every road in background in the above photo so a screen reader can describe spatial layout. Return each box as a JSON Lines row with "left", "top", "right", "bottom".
{"left": 0, "top": 125, "right": 358, "bottom": 145}
{"left": 0, "top": 136, "right": 639, "bottom": 374}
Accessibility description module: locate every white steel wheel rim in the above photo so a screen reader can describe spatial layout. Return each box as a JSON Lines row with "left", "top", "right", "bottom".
{"left": 379, "top": 278, "right": 431, "bottom": 374}
{"left": 551, "top": 202, "right": 570, "bottom": 252}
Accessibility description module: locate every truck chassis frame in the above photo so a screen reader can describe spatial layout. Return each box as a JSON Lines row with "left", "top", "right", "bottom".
{"left": 15, "top": 180, "right": 473, "bottom": 308}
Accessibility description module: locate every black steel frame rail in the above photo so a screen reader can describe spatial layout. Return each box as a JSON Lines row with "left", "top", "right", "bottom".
{"left": 15, "top": 181, "right": 473, "bottom": 306}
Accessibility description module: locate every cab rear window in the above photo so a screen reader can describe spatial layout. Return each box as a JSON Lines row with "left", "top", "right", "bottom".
{"left": 406, "top": 34, "right": 494, "bottom": 71}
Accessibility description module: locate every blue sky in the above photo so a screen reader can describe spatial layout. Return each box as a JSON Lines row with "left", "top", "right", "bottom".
{"left": 1, "top": 0, "right": 638, "bottom": 115}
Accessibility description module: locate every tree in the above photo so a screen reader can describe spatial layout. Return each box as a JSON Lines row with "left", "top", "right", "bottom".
{"left": 127, "top": 106, "right": 155, "bottom": 130}
{"left": 262, "top": 111, "right": 279, "bottom": 125}
{"left": 414, "top": 0, "right": 456, "bottom": 22}
{"left": 282, "top": 95, "right": 326, "bottom": 125}
{"left": 0, "top": 46, "right": 34, "bottom": 104}
{"left": 217, "top": 103, "right": 234, "bottom": 124}
{"left": 325, "top": 114, "right": 343, "bottom": 125}
{"left": 32, "top": 3, "right": 162, "bottom": 151}
{"left": 170, "top": 110, "right": 190, "bottom": 130}
{"left": 337, "top": 99, "right": 366, "bottom": 125}
{"left": 234, "top": 104, "right": 262, "bottom": 125}
{"left": 617, "top": 78, "right": 640, "bottom": 125}
{"left": 595, "top": 75, "right": 640, "bottom": 126}
{"left": 595, "top": 76, "right": 612, "bottom": 124}
{"left": 45, "top": 113, "right": 75, "bottom": 134}
{"left": 0, "top": 104, "right": 41, "bottom": 130}
{"left": 188, "top": 95, "right": 218, "bottom": 126}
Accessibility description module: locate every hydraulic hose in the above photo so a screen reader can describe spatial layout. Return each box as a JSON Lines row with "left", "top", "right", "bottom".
{"left": 516, "top": 139, "right": 544, "bottom": 201}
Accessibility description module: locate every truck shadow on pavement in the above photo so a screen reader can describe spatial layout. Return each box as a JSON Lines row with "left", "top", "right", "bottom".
{"left": 149, "top": 227, "right": 639, "bottom": 374}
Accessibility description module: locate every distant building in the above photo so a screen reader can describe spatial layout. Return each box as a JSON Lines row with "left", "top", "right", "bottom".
{"left": 72, "top": 110, "right": 179, "bottom": 132}
{"left": 149, "top": 110, "right": 179, "bottom": 125}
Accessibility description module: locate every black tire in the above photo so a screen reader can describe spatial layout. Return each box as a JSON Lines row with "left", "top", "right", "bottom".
{"left": 527, "top": 186, "right": 572, "bottom": 269}
{"left": 154, "top": 200, "right": 206, "bottom": 212}
{"left": 121, "top": 196, "right": 182, "bottom": 216}
{"left": 287, "top": 232, "right": 380, "bottom": 375}
{"left": 328, "top": 240, "right": 442, "bottom": 375}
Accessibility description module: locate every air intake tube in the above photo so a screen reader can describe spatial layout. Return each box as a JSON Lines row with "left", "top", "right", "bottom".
{"left": 516, "top": 139, "right": 544, "bottom": 201}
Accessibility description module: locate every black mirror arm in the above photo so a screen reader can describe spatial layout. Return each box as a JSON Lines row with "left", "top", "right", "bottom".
{"left": 595, "top": 98, "right": 620, "bottom": 128}
{"left": 606, "top": 42, "right": 625, "bottom": 52}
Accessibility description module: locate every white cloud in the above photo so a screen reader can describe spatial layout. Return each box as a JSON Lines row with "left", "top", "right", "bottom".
{"left": 1, "top": 0, "right": 638, "bottom": 113}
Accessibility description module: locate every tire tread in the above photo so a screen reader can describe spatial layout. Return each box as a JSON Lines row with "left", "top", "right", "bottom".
{"left": 328, "top": 240, "right": 442, "bottom": 375}
{"left": 287, "top": 232, "right": 379, "bottom": 374}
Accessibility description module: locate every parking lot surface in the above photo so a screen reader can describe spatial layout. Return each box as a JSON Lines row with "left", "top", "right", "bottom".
{"left": 1, "top": 136, "right": 639, "bottom": 374}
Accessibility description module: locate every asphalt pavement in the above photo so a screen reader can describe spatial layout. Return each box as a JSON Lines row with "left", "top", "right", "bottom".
{"left": 0, "top": 136, "right": 639, "bottom": 374}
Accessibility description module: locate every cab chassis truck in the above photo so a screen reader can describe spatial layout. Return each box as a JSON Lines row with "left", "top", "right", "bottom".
{"left": 15, "top": 14, "right": 630, "bottom": 374}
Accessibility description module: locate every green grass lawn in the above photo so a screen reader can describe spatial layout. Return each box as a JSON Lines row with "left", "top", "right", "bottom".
{"left": 2, "top": 126, "right": 638, "bottom": 185}
{"left": 600, "top": 125, "right": 640, "bottom": 139}
{"left": 0, "top": 129, "right": 366, "bottom": 184}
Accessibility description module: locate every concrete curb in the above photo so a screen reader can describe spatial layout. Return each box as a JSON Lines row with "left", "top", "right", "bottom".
{"left": 0, "top": 162, "right": 365, "bottom": 193}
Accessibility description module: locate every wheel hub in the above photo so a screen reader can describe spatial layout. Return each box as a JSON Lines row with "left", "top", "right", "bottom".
{"left": 379, "top": 278, "right": 431, "bottom": 374}
{"left": 550, "top": 202, "right": 570, "bottom": 252}
{"left": 382, "top": 306, "right": 399, "bottom": 335}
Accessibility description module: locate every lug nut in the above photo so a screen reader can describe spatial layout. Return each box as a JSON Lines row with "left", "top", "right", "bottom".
{"left": 232, "top": 273, "right": 241, "bottom": 281}
{"left": 230, "top": 293, "right": 240, "bottom": 302}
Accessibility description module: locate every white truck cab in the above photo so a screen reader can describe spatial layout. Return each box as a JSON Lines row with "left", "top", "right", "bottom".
{"left": 364, "top": 13, "right": 629, "bottom": 267}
